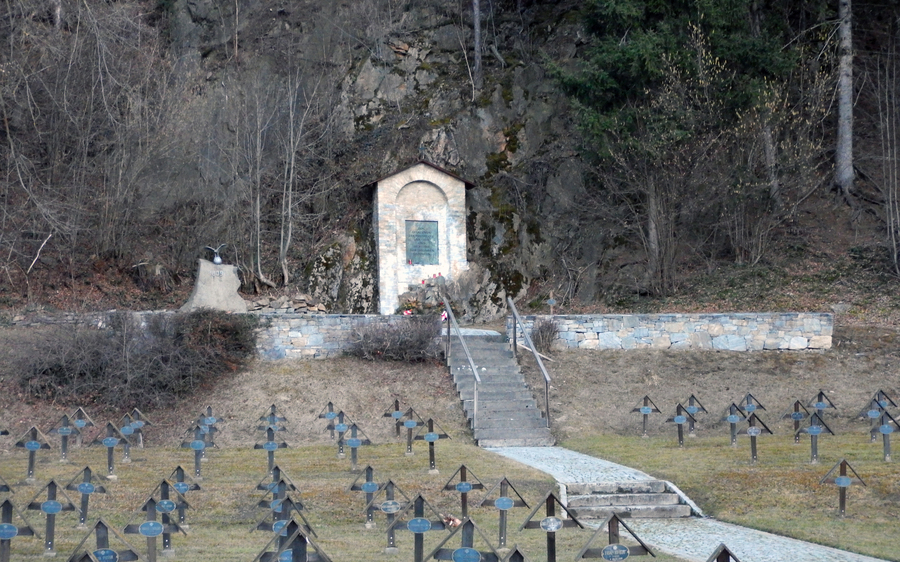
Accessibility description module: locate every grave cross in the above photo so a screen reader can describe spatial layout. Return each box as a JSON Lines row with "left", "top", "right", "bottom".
{"left": 254, "top": 427, "right": 289, "bottom": 475}
{"left": 477, "top": 477, "right": 529, "bottom": 548}
{"left": 256, "top": 465, "right": 297, "bottom": 508}
{"left": 426, "top": 517, "right": 503, "bottom": 562}
{"left": 705, "top": 543, "right": 743, "bottom": 562}
{"left": 519, "top": 491, "right": 583, "bottom": 562}
{"left": 806, "top": 390, "right": 836, "bottom": 419}
{"left": 14, "top": 426, "right": 51, "bottom": 483}
{"left": 342, "top": 423, "right": 372, "bottom": 471}
{"left": 66, "top": 518, "right": 141, "bottom": 562}
{"left": 118, "top": 413, "right": 148, "bottom": 461}
{"left": 258, "top": 404, "right": 288, "bottom": 434}
{"left": 665, "top": 404, "right": 697, "bottom": 448}
{"left": 348, "top": 465, "right": 380, "bottom": 528}
{"left": 49, "top": 414, "right": 80, "bottom": 462}
{"left": 70, "top": 408, "right": 96, "bottom": 448}
{"left": 24, "top": 479, "right": 77, "bottom": 556}
{"left": 147, "top": 480, "right": 191, "bottom": 552}
{"left": 251, "top": 517, "right": 333, "bottom": 562}
{"left": 630, "top": 396, "right": 661, "bottom": 438}
{"left": 795, "top": 412, "right": 834, "bottom": 463}
{"left": 126, "top": 409, "right": 152, "bottom": 447}
{"left": 195, "top": 406, "right": 223, "bottom": 462}
{"left": 737, "top": 413, "right": 773, "bottom": 463}
{"left": 681, "top": 394, "right": 708, "bottom": 437}
{"left": 364, "top": 479, "right": 411, "bottom": 553}
{"left": 869, "top": 410, "right": 898, "bottom": 462}
{"left": 316, "top": 402, "right": 338, "bottom": 439}
{"left": 858, "top": 390, "right": 897, "bottom": 443}
{"left": 92, "top": 423, "right": 131, "bottom": 480}
{"left": 322, "top": 410, "right": 354, "bottom": 457}
{"left": 780, "top": 400, "right": 810, "bottom": 444}
{"left": 64, "top": 466, "right": 107, "bottom": 528}
{"left": 169, "top": 466, "right": 201, "bottom": 528}
{"left": 0, "top": 498, "right": 37, "bottom": 562}
{"left": 737, "top": 393, "right": 766, "bottom": 416}
{"left": 442, "top": 465, "right": 485, "bottom": 518}
{"left": 382, "top": 399, "right": 406, "bottom": 437}
{"left": 820, "top": 459, "right": 866, "bottom": 516}
{"left": 384, "top": 494, "right": 448, "bottom": 562}
{"left": 721, "top": 403, "right": 747, "bottom": 446}
{"left": 574, "top": 513, "right": 655, "bottom": 560}
{"left": 254, "top": 495, "right": 315, "bottom": 539}
{"left": 400, "top": 408, "right": 427, "bottom": 455}
{"left": 414, "top": 418, "right": 451, "bottom": 473}
{"left": 123, "top": 497, "right": 186, "bottom": 562}
{"left": 180, "top": 424, "right": 214, "bottom": 480}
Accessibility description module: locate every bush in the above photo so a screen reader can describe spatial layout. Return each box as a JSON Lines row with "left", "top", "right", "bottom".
{"left": 16, "top": 310, "right": 257, "bottom": 409}
{"left": 348, "top": 316, "right": 442, "bottom": 362}
{"left": 531, "top": 318, "right": 559, "bottom": 354}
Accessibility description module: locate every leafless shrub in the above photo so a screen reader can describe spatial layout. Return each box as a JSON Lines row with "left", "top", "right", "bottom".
{"left": 14, "top": 310, "right": 257, "bottom": 409}
{"left": 531, "top": 318, "right": 558, "bottom": 354}
{"left": 348, "top": 315, "right": 441, "bottom": 362}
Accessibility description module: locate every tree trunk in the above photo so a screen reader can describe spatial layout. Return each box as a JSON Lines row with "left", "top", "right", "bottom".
{"left": 836, "top": 0, "right": 854, "bottom": 199}
{"left": 473, "top": 0, "right": 483, "bottom": 90}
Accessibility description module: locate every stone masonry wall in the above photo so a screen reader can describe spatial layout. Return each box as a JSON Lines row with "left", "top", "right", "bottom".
{"left": 507, "top": 313, "right": 833, "bottom": 351}
{"left": 254, "top": 313, "right": 402, "bottom": 359}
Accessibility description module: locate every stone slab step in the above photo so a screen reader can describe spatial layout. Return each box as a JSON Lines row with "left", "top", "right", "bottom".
{"left": 474, "top": 427, "right": 553, "bottom": 440}
{"left": 477, "top": 435, "right": 556, "bottom": 447}
{"left": 568, "top": 504, "right": 693, "bottom": 519}
{"left": 458, "top": 390, "right": 534, "bottom": 401}
{"left": 463, "top": 399, "right": 540, "bottom": 414}
{"left": 566, "top": 481, "right": 668, "bottom": 495}
{"left": 473, "top": 417, "right": 548, "bottom": 429}
{"left": 568, "top": 492, "right": 681, "bottom": 507}
{"left": 454, "top": 378, "right": 527, "bottom": 387}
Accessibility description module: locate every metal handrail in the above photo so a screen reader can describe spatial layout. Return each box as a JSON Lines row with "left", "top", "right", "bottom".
{"left": 507, "top": 297, "right": 552, "bottom": 429}
{"left": 442, "top": 300, "right": 482, "bottom": 432}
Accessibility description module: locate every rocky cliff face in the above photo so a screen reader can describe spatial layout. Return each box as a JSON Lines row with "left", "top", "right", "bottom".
{"left": 153, "top": 0, "right": 593, "bottom": 321}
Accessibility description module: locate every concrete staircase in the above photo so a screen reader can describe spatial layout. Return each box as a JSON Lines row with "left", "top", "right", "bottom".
{"left": 565, "top": 481, "right": 693, "bottom": 520}
{"left": 448, "top": 333, "right": 554, "bottom": 447}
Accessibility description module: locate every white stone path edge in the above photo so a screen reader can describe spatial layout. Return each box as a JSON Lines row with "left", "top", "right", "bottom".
{"left": 487, "top": 447, "right": 891, "bottom": 562}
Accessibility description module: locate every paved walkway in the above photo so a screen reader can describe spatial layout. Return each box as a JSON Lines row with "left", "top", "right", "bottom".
{"left": 488, "top": 447, "right": 890, "bottom": 562}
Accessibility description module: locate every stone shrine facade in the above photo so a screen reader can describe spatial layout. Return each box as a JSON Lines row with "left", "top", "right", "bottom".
{"left": 374, "top": 161, "right": 470, "bottom": 315}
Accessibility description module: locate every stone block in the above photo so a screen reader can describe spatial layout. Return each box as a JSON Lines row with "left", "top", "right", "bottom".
{"left": 707, "top": 324, "right": 724, "bottom": 336}
{"left": 651, "top": 335, "right": 672, "bottom": 348}
{"left": 598, "top": 333, "right": 623, "bottom": 349}
{"left": 690, "top": 332, "right": 712, "bottom": 348}
{"left": 808, "top": 335, "right": 831, "bottom": 349}
{"left": 788, "top": 336, "right": 809, "bottom": 350}
{"left": 712, "top": 334, "right": 746, "bottom": 351}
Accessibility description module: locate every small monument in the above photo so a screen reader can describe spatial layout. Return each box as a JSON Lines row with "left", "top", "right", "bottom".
{"left": 180, "top": 251, "right": 247, "bottom": 313}
{"left": 373, "top": 161, "right": 471, "bottom": 315}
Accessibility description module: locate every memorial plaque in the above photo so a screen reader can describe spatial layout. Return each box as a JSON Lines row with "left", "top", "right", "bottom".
{"left": 361, "top": 482, "right": 379, "bottom": 494}
{"left": 157, "top": 500, "right": 176, "bottom": 513}
{"left": 404, "top": 420, "right": 418, "bottom": 429}
{"left": 639, "top": 407, "right": 652, "bottom": 415}
{"left": 334, "top": 423, "right": 348, "bottom": 433}
{"left": 324, "top": 412, "right": 337, "bottom": 420}
{"left": 0, "top": 523, "right": 18, "bottom": 540}
{"left": 131, "top": 420, "right": 145, "bottom": 429}
{"left": 102, "top": 437, "right": 119, "bottom": 448}
{"left": 814, "top": 401, "right": 828, "bottom": 410}
{"left": 380, "top": 500, "right": 402, "bottom": 514}
{"left": 791, "top": 412, "right": 805, "bottom": 421}
{"left": 41, "top": 500, "right": 62, "bottom": 514}
{"left": 601, "top": 544, "right": 630, "bottom": 561}
{"left": 424, "top": 432, "right": 440, "bottom": 443}
{"left": 138, "top": 521, "right": 163, "bottom": 537}
{"left": 407, "top": 518, "right": 432, "bottom": 533}
{"left": 24, "top": 440, "right": 41, "bottom": 451}
{"left": 868, "top": 409, "right": 882, "bottom": 419}
{"left": 540, "top": 516, "right": 563, "bottom": 532}
{"left": 685, "top": 406, "right": 699, "bottom": 415}
{"left": 391, "top": 411, "right": 404, "bottom": 419}
{"left": 808, "top": 425, "right": 823, "bottom": 435}
{"left": 726, "top": 415, "right": 741, "bottom": 424}
{"left": 744, "top": 404, "right": 757, "bottom": 413}
{"left": 190, "top": 440, "right": 206, "bottom": 451}
{"left": 747, "top": 427, "right": 762, "bottom": 437}
{"left": 494, "top": 497, "right": 514, "bottom": 511}
{"left": 406, "top": 221, "right": 439, "bottom": 265}
{"left": 57, "top": 427, "right": 73, "bottom": 436}
{"left": 77, "top": 482, "right": 96, "bottom": 495}
{"left": 120, "top": 426, "right": 134, "bottom": 436}
{"left": 835, "top": 476, "right": 852, "bottom": 488}
{"left": 263, "top": 441, "right": 279, "bottom": 452}
{"left": 173, "top": 482, "right": 190, "bottom": 495}
{"left": 880, "top": 424, "right": 894, "bottom": 435}
{"left": 346, "top": 438, "right": 363, "bottom": 448}
{"left": 673, "top": 415, "right": 687, "bottom": 425}
{"left": 74, "top": 419, "right": 87, "bottom": 428}
{"left": 455, "top": 482, "right": 473, "bottom": 493}
{"left": 452, "top": 547, "right": 482, "bottom": 562}
{"left": 278, "top": 550, "right": 292, "bottom": 562}
{"left": 272, "top": 520, "right": 288, "bottom": 536}
{"left": 93, "top": 549, "right": 119, "bottom": 562}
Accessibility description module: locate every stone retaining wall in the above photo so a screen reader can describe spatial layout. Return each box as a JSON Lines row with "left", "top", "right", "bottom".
{"left": 507, "top": 313, "right": 833, "bottom": 351}
{"left": 254, "top": 313, "right": 402, "bottom": 359}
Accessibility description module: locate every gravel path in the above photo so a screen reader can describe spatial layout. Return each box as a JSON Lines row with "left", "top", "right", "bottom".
{"left": 488, "top": 446, "right": 890, "bottom": 562}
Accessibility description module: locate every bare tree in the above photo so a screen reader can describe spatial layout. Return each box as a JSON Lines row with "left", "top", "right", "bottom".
{"left": 473, "top": 0, "right": 483, "bottom": 90}
{"left": 836, "top": 0, "right": 854, "bottom": 201}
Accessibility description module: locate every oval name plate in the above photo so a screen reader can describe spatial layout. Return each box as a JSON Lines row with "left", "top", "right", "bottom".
{"left": 685, "top": 406, "right": 699, "bottom": 415}
{"left": 540, "top": 516, "right": 563, "bottom": 532}
{"left": 380, "top": 500, "right": 401, "bottom": 514}
{"left": 205, "top": 417, "right": 218, "bottom": 425}
{"left": 24, "top": 440, "right": 42, "bottom": 452}
{"left": 93, "top": 549, "right": 119, "bottom": 562}
{"left": 726, "top": 415, "right": 741, "bottom": 424}
{"left": 120, "top": 426, "right": 134, "bottom": 436}
{"left": 455, "top": 482, "right": 473, "bottom": 493}
{"left": 639, "top": 406, "right": 652, "bottom": 415}
{"left": 139, "top": 521, "right": 163, "bottom": 537}
{"left": 404, "top": 420, "right": 418, "bottom": 429}
{"left": 868, "top": 409, "right": 882, "bottom": 419}
{"left": 814, "top": 401, "right": 828, "bottom": 410}
{"left": 131, "top": 420, "right": 145, "bottom": 428}
{"left": 77, "top": 482, "right": 96, "bottom": 495}
{"left": 391, "top": 411, "right": 404, "bottom": 419}
{"left": 278, "top": 550, "right": 293, "bottom": 562}
{"left": 744, "top": 404, "right": 757, "bottom": 413}
{"left": 0, "top": 523, "right": 18, "bottom": 540}
{"left": 673, "top": 415, "right": 687, "bottom": 425}
{"left": 407, "top": 517, "right": 432, "bottom": 533}
{"left": 334, "top": 423, "right": 348, "bottom": 433}
{"left": 57, "top": 427, "right": 73, "bottom": 436}
{"left": 880, "top": 424, "right": 894, "bottom": 435}
{"left": 346, "top": 438, "right": 362, "bottom": 448}
{"left": 102, "top": 437, "right": 119, "bottom": 448}
{"left": 273, "top": 519, "right": 288, "bottom": 536}
{"left": 747, "top": 427, "right": 762, "bottom": 437}
{"left": 494, "top": 497, "right": 514, "bottom": 511}
{"left": 157, "top": 500, "right": 176, "bottom": 513}
{"left": 601, "top": 543, "right": 630, "bottom": 561}
{"left": 807, "top": 425, "right": 823, "bottom": 435}
{"left": 324, "top": 412, "right": 337, "bottom": 420}
{"left": 74, "top": 419, "right": 87, "bottom": 428}
{"left": 791, "top": 412, "right": 805, "bottom": 421}
{"left": 173, "top": 482, "right": 190, "bottom": 494}
{"left": 451, "top": 547, "right": 482, "bottom": 562}
{"left": 190, "top": 440, "right": 206, "bottom": 451}
{"left": 263, "top": 441, "right": 279, "bottom": 452}
{"left": 41, "top": 500, "right": 62, "bottom": 514}
{"left": 424, "top": 432, "right": 440, "bottom": 443}
{"left": 361, "top": 482, "right": 379, "bottom": 494}
{"left": 835, "top": 476, "right": 852, "bottom": 488}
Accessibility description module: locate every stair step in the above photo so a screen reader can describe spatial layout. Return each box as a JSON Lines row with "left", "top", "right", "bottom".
{"left": 458, "top": 390, "right": 534, "bottom": 401}
{"left": 474, "top": 427, "right": 553, "bottom": 440}
{"left": 566, "top": 481, "right": 668, "bottom": 495}
{"left": 462, "top": 399, "right": 540, "bottom": 414}
{"left": 568, "top": 504, "right": 693, "bottom": 519}
{"left": 477, "top": 435, "right": 556, "bottom": 447}
{"left": 568, "top": 493, "right": 681, "bottom": 507}
{"left": 472, "top": 417, "right": 548, "bottom": 429}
